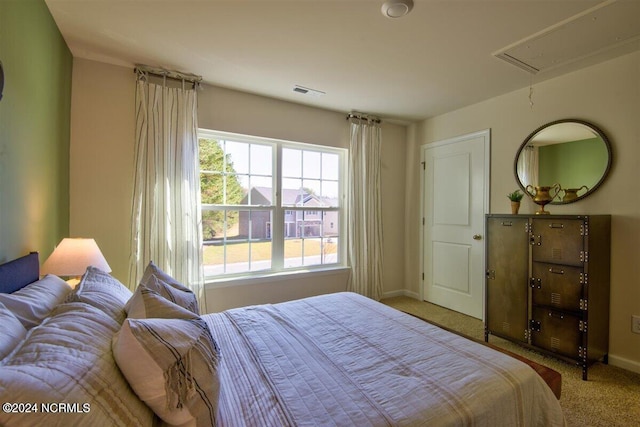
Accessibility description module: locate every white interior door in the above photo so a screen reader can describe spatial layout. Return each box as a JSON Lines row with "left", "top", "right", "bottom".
{"left": 422, "top": 130, "right": 490, "bottom": 319}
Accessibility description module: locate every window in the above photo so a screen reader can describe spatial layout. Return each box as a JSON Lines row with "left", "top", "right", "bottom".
{"left": 198, "top": 129, "right": 346, "bottom": 278}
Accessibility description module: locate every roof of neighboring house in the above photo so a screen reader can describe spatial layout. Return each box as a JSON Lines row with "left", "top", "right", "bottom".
{"left": 245, "top": 186, "right": 337, "bottom": 207}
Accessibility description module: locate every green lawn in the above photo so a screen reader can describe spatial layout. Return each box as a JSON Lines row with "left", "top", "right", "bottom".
{"left": 203, "top": 239, "right": 337, "bottom": 264}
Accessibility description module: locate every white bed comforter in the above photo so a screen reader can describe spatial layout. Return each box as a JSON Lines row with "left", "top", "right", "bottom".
{"left": 205, "top": 292, "right": 565, "bottom": 427}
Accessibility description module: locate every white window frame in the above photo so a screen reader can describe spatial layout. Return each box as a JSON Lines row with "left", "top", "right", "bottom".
{"left": 198, "top": 129, "right": 348, "bottom": 281}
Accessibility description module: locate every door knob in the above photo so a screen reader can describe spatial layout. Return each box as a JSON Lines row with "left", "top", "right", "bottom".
{"left": 473, "top": 234, "right": 482, "bottom": 240}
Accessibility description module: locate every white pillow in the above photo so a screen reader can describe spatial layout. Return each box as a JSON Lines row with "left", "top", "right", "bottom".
{"left": 113, "top": 296, "right": 220, "bottom": 426}
{"left": 0, "top": 302, "right": 27, "bottom": 360}
{"left": 0, "top": 275, "right": 71, "bottom": 329}
{"left": 68, "top": 267, "right": 132, "bottom": 323}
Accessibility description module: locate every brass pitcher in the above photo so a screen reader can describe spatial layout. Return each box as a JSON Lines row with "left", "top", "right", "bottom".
{"left": 561, "top": 185, "right": 589, "bottom": 202}
{"left": 525, "top": 183, "right": 560, "bottom": 215}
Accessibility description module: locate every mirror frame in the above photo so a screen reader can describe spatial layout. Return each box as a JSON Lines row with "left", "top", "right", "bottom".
{"left": 513, "top": 118, "right": 612, "bottom": 205}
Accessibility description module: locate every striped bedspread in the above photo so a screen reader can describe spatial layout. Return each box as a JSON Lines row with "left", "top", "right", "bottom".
{"left": 204, "top": 292, "right": 565, "bottom": 426}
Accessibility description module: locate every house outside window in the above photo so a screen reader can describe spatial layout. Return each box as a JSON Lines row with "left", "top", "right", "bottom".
{"left": 198, "top": 129, "right": 346, "bottom": 278}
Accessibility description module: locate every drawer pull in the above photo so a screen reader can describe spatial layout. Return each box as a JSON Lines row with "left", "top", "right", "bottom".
{"left": 501, "top": 221, "right": 513, "bottom": 226}
{"left": 549, "top": 312, "right": 564, "bottom": 320}
{"left": 549, "top": 268, "right": 565, "bottom": 275}
{"left": 549, "top": 223, "right": 565, "bottom": 229}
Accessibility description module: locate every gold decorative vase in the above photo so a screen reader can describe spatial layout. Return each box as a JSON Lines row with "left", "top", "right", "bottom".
{"left": 525, "top": 184, "right": 560, "bottom": 215}
{"left": 561, "top": 185, "right": 589, "bottom": 202}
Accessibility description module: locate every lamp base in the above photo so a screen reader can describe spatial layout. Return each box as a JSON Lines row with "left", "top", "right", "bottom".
{"left": 66, "top": 277, "right": 81, "bottom": 288}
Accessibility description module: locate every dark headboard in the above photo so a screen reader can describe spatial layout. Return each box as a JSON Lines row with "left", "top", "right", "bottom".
{"left": 0, "top": 252, "right": 39, "bottom": 293}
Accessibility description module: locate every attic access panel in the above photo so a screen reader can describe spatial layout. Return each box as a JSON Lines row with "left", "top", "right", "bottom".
{"left": 494, "top": 0, "right": 640, "bottom": 74}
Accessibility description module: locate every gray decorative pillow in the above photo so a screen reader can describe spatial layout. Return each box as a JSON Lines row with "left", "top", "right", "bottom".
{"left": 140, "top": 261, "right": 199, "bottom": 314}
{"left": 0, "top": 275, "right": 71, "bottom": 329}
{"left": 113, "top": 295, "right": 220, "bottom": 426}
{"left": 68, "top": 267, "right": 132, "bottom": 323}
{"left": 140, "top": 274, "right": 199, "bottom": 315}
{"left": 0, "top": 302, "right": 27, "bottom": 360}
{"left": 127, "top": 283, "right": 200, "bottom": 320}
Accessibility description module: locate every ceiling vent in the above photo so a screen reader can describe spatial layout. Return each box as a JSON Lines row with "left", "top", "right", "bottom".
{"left": 493, "top": 0, "right": 640, "bottom": 74}
{"left": 293, "top": 85, "right": 325, "bottom": 97}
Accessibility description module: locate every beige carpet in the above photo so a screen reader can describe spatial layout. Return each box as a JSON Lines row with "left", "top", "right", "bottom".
{"left": 382, "top": 296, "right": 640, "bottom": 427}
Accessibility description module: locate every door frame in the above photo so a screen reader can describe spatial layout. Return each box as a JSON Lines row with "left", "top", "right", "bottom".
{"left": 419, "top": 129, "right": 491, "bottom": 319}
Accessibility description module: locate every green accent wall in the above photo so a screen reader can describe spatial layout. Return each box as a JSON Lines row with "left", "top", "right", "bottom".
{"left": 0, "top": 0, "right": 72, "bottom": 263}
{"left": 538, "top": 137, "right": 609, "bottom": 192}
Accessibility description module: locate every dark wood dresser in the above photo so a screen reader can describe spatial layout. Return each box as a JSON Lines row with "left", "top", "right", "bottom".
{"left": 485, "top": 214, "right": 611, "bottom": 380}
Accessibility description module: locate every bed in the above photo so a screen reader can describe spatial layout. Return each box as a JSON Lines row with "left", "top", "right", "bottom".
{"left": 0, "top": 253, "right": 566, "bottom": 426}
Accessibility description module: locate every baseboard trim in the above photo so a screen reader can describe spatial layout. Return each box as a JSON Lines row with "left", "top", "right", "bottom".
{"left": 608, "top": 354, "right": 640, "bottom": 375}
{"left": 382, "top": 289, "right": 420, "bottom": 300}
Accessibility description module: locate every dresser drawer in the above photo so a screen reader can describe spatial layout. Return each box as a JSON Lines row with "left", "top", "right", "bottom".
{"left": 531, "top": 262, "right": 583, "bottom": 312}
{"left": 531, "top": 307, "right": 582, "bottom": 359}
{"left": 531, "top": 218, "right": 584, "bottom": 266}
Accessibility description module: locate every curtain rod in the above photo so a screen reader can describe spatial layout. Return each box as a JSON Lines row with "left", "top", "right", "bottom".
{"left": 135, "top": 64, "right": 202, "bottom": 84}
{"left": 346, "top": 112, "right": 381, "bottom": 124}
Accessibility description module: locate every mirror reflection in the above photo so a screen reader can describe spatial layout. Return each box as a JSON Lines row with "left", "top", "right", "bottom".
{"left": 514, "top": 119, "right": 612, "bottom": 204}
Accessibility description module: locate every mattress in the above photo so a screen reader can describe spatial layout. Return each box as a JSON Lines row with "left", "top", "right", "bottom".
{"left": 205, "top": 292, "right": 565, "bottom": 426}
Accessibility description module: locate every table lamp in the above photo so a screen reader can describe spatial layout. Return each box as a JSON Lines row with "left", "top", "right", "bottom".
{"left": 41, "top": 238, "right": 111, "bottom": 286}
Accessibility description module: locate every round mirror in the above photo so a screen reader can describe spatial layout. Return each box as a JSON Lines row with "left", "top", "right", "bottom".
{"left": 514, "top": 119, "right": 612, "bottom": 204}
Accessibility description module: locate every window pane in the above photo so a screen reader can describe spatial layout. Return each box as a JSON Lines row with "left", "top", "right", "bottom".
{"left": 250, "top": 240, "right": 272, "bottom": 272}
{"left": 302, "top": 238, "right": 323, "bottom": 266}
{"left": 283, "top": 148, "right": 302, "bottom": 177}
{"left": 248, "top": 177, "right": 273, "bottom": 204}
{"left": 323, "top": 211, "right": 340, "bottom": 237}
{"left": 226, "top": 174, "right": 247, "bottom": 205}
{"left": 198, "top": 138, "right": 223, "bottom": 173}
{"left": 284, "top": 239, "right": 303, "bottom": 269}
{"left": 303, "top": 150, "right": 321, "bottom": 179}
{"left": 200, "top": 173, "right": 223, "bottom": 204}
{"left": 246, "top": 184, "right": 273, "bottom": 205}
{"left": 251, "top": 144, "right": 272, "bottom": 176}
{"left": 225, "top": 140, "right": 249, "bottom": 174}
{"left": 322, "top": 152, "right": 339, "bottom": 180}
{"left": 282, "top": 179, "right": 303, "bottom": 207}
{"left": 302, "top": 179, "right": 321, "bottom": 197}
{"left": 321, "top": 181, "right": 339, "bottom": 205}
{"left": 202, "top": 209, "right": 239, "bottom": 242}
{"left": 322, "top": 237, "right": 339, "bottom": 264}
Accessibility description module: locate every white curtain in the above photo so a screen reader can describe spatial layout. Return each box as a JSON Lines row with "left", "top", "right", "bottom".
{"left": 347, "top": 119, "right": 384, "bottom": 300}
{"left": 517, "top": 145, "right": 539, "bottom": 188}
{"left": 129, "top": 75, "right": 204, "bottom": 310}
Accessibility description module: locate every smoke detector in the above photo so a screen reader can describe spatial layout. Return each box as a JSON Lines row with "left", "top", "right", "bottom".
{"left": 381, "top": 0, "right": 414, "bottom": 19}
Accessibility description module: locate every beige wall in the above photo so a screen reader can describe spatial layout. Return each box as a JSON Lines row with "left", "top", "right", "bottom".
{"left": 406, "top": 51, "right": 640, "bottom": 372}
{"left": 69, "top": 60, "right": 135, "bottom": 280}
{"left": 69, "top": 58, "right": 407, "bottom": 310}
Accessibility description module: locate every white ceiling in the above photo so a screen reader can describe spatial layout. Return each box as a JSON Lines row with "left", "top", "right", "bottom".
{"left": 44, "top": 0, "right": 640, "bottom": 123}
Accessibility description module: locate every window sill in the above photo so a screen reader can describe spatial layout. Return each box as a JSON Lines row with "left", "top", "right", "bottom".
{"left": 204, "top": 266, "right": 351, "bottom": 289}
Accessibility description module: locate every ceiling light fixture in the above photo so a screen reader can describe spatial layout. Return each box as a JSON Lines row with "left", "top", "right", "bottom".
{"left": 381, "top": 0, "right": 414, "bottom": 19}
